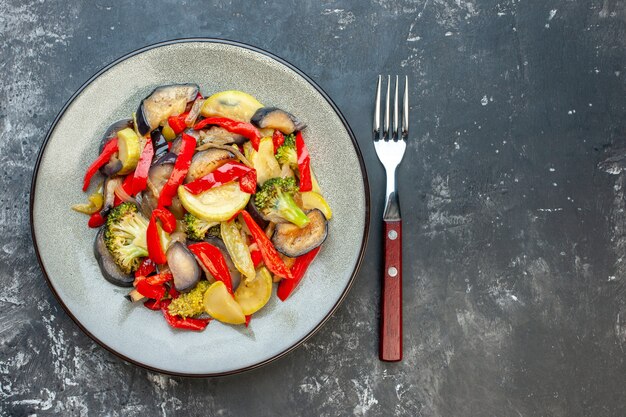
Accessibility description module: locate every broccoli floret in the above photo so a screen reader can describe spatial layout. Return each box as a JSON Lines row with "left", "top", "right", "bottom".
{"left": 275, "top": 133, "right": 297, "bottom": 167}
{"left": 254, "top": 177, "right": 310, "bottom": 228}
{"left": 103, "top": 202, "right": 149, "bottom": 274}
{"left": 184, "top": 213, "right": 219, "bottom": 241}
{"left": 168, "top": 280, "right": 211, "bottom": 318}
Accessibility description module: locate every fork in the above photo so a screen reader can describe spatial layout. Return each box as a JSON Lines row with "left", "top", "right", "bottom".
{"left": 373, "top": 75, "right": 408, "bottom": 362}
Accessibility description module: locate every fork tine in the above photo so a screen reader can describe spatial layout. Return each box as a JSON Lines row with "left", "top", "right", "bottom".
{"left": 402, "top": 76, "right": 409, "bottom": 139}
{"left": 374, "top": 75, "right": 381, "bottom": 139}
{"left": 384, "top": 75, "right": 390, "bottom": 140}
{"left": 393, "top": 75, "right": 399, "bottom": 141}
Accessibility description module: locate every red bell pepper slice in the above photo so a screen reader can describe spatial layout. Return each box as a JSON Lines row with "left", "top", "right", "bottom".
{"left": 240, "top": 211, "right": 293, "bottom": 280}
{"left": 87, "top": 212, "right": 106, "bottom": 228}
{"left": 146, "top": 272, "right": 173, "bottom": 286}
{"left": 131, "top": 139, "right": 154, "bottom": 196}
{"left": 183, "top": 162, "right": 256, "bottom": 195}
{"left": 245, "top": 315, "right": 252, "bottom": 327}
{"left": 143, "top": 299, "right": 162, "bottom": 310}
{"left": 135, "top": 258, "right": 156, "bottom": 278}
{"left": 83, "top": 138, "right": 118, "bottom": 191}
{"left": 160, "top": 299, "right": 210, "bottom": 331}
{"left": 151, "top": 207, "right": 176, "bottom": 233}
{"left": 188, "top": 242, "right": 233, "bottom": 293}
{"left": 194, "top": 117, "right": 261, "bottom": 151}
{"left": 296, "top": 131, "right": 312, "bottom": 192}
{"left": 167, "top": 112, "right": 189, "bottom": 135}
{"left": 250, "top": 246, "right": 263, "bottom": 268}
{"left": 272, "top": 130, "right": 285, "bottom": 153}
{"left": 135, "top": 279, "right": 166, "bottom": 300}
{"left": 158, "top": 133, "right": 196, "bottom": 207}
{"left": 277, "top": 246, "right": 321, "bottom": 301}
{"left": 147, "top": 214, "right": 167, "bottom": 264}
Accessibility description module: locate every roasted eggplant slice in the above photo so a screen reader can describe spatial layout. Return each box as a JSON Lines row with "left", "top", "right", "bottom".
{"left": 247, "top": 197, "right": 269, "bottom": 230}
{"left": 151, "top": 127, "right": 169, "bottom": 160}
{"left": 94, "top": 228, "right": 134, "bottom": 287}
{"left": 185, "top": 149, "right": 234, "bottom": 183}
{"left": 167, "top": 242, "right": 201, "bottom": 292}
{"left": 99, "top": 119, "right": 133, "bottom": 176}
{"left": 198, "top": 126, "right": 247, "bottom": 145}
{"left": 251, "top": 107, "right": 306, "bottom": 134}
{"left": 272, "top": 209, "right": 327, "bottom": 257}
{"left": 136, "top": 84, "right": 199, "bottom": 135}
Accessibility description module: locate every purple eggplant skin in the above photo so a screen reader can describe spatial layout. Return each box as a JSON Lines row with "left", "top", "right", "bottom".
{"left": 204, "top": 236, "right": 242, "bottom": 290}
{"left": 151, "top": 127, "right": 169, "bottom": 160}
{"left": 167, "top": 242, "right": 201, "bottom": 292}
{"left": 139, "top": 153, "right": 185, "bottom": 219}
{"left": 271, "top": 209, "right": 328, "bottom": 257}
{"left": 136, "top": 84, "right": 199, "bottom": 135}
{"left": 99, "top": 119, "right": 133, "bottom": 176}
{"left": 94, "top": 227, "right": 134, "bottom": 287}
{"left": 250, "top": 107, "right": 306, "bottom": 134}
{"left": 247, "top": 196, "right": 269, "bottom": 230}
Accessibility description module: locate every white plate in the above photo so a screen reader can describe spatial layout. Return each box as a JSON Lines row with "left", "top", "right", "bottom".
{"left": 30, "top": 39, "right": 369, "bottom": 376}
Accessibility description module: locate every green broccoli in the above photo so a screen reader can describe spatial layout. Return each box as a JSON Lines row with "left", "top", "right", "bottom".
{"left": 168, "top": 280, "right": 211, "bottom": 318}
{"left": 275, "top": 133, "right": 297, "bottom": 167}
{"left": 254, "top": 177, "right": 310, "bottom": 228}
{"left": 184, "top": 213, "right": 219, "bottom": 241}
{"left": 103, "top": 202, "right": 149, "bottom": 274}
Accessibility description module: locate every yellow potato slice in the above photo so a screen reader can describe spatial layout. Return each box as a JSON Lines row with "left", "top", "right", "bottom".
{"left": 203, "top": 281, "right": 246, "bottom": 325}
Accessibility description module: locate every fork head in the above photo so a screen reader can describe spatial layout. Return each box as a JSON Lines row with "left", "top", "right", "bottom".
{"left": 373, "top": 75, "right": 408, "bottom": 170}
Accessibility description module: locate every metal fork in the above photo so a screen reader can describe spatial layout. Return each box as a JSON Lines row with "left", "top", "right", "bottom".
{"left": 373, "top": 75, "right": 408, "bottom": 362}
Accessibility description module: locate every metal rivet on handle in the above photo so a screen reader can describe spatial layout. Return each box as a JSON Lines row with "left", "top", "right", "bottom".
{"left": 388, "top": 230, "right": 398, "bottom": 240}
{"left": 388, "top": 267, "right": 398, "bottom": 277}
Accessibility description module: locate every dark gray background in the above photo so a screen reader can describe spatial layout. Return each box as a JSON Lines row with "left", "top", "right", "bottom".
{"left": 2, "top": 0, "right": 625, "bottom": 416}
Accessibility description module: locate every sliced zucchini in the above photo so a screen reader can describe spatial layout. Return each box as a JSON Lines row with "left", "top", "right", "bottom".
{"left": 200, "top": 90, "right": 263, "bottom": 122}
{"left": 234, "top": 267, "right": 272, "bottom": 315}
{"left": 203, "top": 281, "right": 246, "bottom": 324}
{"left": 177, "top": 181, "right": 250, "bottom": 222}
{"left": 116, "top": 128, "right": 141, "bottom": 175}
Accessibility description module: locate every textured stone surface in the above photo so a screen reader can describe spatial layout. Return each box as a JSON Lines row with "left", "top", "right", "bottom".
{"left": 1, "top": 0, "right": 626, "bottom": 416}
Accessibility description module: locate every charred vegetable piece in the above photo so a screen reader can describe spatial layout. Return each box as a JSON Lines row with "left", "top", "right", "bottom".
{"left": 94, "top": 228, "right": 134, "bottom": 287}
{"left": 166, "top": 242, "right": 202, "bottom": 292}
{"left": 199, "top": 126, "right": 247, "bottom": 145}
{"left": 200, "top": 90, "right": 263, "bottom": 122}
{"left": 251, "top": 107, "right": 305, "bottom": 134}
{"left": 272, "top": 209, "right": 328, "bottom": 257}
{"left": 103, "top": 202, "right": 149, "bottom": 274}
{"left": 185, "top": 149, "right": 233, "bottom": 183}
{"left": 254, "top": 177, "right": 309, "bottom": 227}
{"left": 167, "top": 280, "right": 211, "bottom": 318}
{"left": 136, "top": 84, "right": 199, "bottom": 135}
{"left": 203, "top": 281, "right": 246, "bottom": 324}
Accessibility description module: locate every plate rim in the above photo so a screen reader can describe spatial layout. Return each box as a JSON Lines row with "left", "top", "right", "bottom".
{"left": 29, "top": 37, "right": 370, "bottom": 377}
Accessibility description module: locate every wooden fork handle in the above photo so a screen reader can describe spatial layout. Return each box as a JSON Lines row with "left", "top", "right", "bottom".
{"left": 380, "top": 219, "right": 402, "bottom": 362}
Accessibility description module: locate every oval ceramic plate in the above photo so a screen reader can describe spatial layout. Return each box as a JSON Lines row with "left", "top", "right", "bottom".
{"left": 30, "top": 39, "right": 369, "bottom": 376}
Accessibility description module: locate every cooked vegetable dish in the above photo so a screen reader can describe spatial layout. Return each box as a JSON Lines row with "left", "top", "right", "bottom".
{"left": 73, "top": 86, "right": 332, "bottom": 330}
